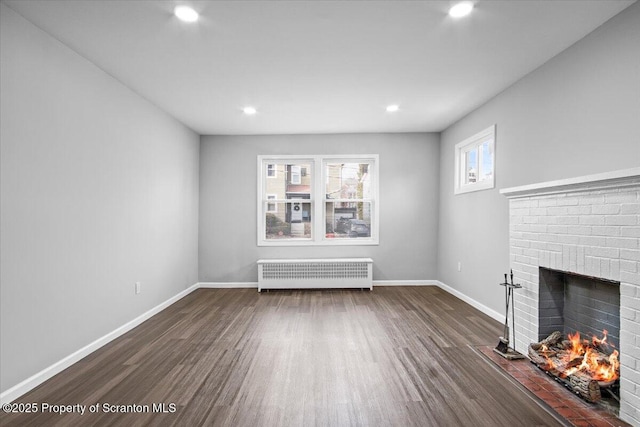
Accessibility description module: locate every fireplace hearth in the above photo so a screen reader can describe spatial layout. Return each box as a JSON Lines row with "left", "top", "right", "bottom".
{"left": 477, "top": 346, "right": 632, "bottom": 426}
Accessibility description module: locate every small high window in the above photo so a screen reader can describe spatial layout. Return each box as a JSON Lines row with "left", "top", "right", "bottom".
{"left": 454, "top": 125, "right": 495, "bottom": 194}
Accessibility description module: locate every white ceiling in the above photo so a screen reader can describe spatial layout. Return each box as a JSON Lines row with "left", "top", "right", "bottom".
{"left": 4, "top": 0, "right": 635, "bottom": 135}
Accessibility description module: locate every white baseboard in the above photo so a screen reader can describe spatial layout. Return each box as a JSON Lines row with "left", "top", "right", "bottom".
{"left": 201, "top": 282, "right": 425, "bottom": 290}
{"left": 198, "top": 281, "right": 439, "bottom": 290}
{"left": 198, "top": 282, "right": 258, "bottom": 288}
{"left": 0, "top": 283, "right": 200, "bottom": 405}
{"left": 434, "top": 280, "right": 503, "bottom": 323}
{"left": 373, "top": 280, "right": 438, "bottom": 286}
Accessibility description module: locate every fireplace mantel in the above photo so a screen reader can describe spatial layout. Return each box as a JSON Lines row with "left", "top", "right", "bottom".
{"left": 500, "top": 167, "right": 640, "bottom": 199}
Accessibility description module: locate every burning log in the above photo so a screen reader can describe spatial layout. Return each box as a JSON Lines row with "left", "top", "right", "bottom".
{"left": 528, "top": 330, "right": 619, "bottom": 403}
{"left": 540, "top": 331, "right": 563, "bottom": 347}
{"left": 528, "top": 331, "right": 562, "bottom": 366}
{"left": 528, "top": 345, "right": 549, "bottom": 367}
{"left": 569, "top": 371, "right": 601, "bottom": 403}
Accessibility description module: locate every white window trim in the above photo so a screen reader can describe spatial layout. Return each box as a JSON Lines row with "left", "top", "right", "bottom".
{"left": 454, "top": 125, "right": 496, "bottom": 195}
{"left": 257, "top": 154, "right": 379, "bottom": 246}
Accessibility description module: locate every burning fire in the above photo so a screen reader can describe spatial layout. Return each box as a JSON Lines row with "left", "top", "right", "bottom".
{"left": 541, "top": 330, "right": 619, "bottom": 383}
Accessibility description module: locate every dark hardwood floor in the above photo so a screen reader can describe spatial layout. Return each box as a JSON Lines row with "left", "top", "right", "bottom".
{"left": 1, "top": 287, "right": 563, "bottom": 426}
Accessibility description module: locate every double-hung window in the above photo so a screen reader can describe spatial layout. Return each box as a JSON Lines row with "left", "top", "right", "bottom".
{"left": 258, "top": 155, "right": 379, "bottom": 246}
{"left": 454, "top": 125, "right": 495, "bottom": 194}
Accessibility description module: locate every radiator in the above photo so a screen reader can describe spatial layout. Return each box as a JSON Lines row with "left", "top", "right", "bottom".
{"left": 257, "top": 258, "right": 373, "bottom": 292}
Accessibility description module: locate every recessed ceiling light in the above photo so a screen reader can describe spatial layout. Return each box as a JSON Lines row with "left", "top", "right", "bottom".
{"left": 386, "top": 104, "right": 399, "bottom": 113}
{"left": 243, "top": 106, "right": 257, "bottom": 115}
{"left": 449, "top": 2, "right": 474, "bottom": 18}
{"left": 174, "top": 5, "right": 199, "bottom": 23}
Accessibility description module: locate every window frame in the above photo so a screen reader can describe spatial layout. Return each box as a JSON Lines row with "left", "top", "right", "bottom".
{"left": 257, "top": 154, "right": 379, "bottom": 246}
{"left": 454, "top": 125, "right": 496, "bottom": 195}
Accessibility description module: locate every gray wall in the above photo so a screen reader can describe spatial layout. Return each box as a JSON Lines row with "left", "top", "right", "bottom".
{"left": 0, "top": 4, "right": 200, "bottom": 393}
{"left": 437, "top": 3, "right": 640, "bottom": 316}
{"left": 3, "top": 0, "right": 638, "bottom": 399}
{"left": 199, "top": 133, "right": 440, "bottom": 283}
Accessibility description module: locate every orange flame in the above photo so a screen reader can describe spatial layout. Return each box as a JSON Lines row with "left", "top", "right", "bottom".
{"left": 567, "top": 331, "right": 586, "bottom": 360}
{"left": 539, "top": 344, "right": 559, "bottom": 371}
{"left": 542, "top": 330, "right": 619, "bottom": 382}
{"left": 592, "top": 329, "right": 616, "bottom": 349}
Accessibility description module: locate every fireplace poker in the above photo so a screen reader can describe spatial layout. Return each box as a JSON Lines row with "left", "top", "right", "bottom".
{"left": 494, "top": 270, "right": 525, "bottom": 360}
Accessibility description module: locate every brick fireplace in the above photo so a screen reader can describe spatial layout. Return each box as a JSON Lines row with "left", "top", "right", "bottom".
{"left": 502, "top": 168, "right": 640, "bottom": 425}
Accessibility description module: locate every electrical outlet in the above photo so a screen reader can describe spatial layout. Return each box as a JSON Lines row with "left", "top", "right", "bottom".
{"left": 457, "top": 262, "right": 462, "bottom": 272}
{"left": 135, "top": 282, "right": 141, "bottom": 294}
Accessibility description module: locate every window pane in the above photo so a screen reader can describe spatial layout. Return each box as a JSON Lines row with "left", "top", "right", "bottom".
{"left": 325, "top": 162, "right": 372, "bottom": 199}
{"left": 265, "top": 201, "right": 312, "bottom": 240}
{"left": 464, "top": 148, "right": 478, "bottom": 184}
{"left": 325, "top": 201, "right": 371, "bottom": 239}
{"left": 479, "top": 140, "right": 493, "bottom": 182}
{"left": 264, "top": 162, "right": 312, "bottom": 201}
{"left": 263, "top": 161, "right": 313, "bottom": 241}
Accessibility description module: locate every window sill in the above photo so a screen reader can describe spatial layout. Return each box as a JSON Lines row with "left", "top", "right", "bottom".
{"left": 258, "top": 238, "right": 379, "bottom": 247}
{"left": 455, "top": 180, "right": 495, "bottom": 195}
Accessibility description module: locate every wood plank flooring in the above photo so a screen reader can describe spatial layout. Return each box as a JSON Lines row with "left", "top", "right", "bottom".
{"left": 1, "top": 287, "right": 563, "bottom": 426}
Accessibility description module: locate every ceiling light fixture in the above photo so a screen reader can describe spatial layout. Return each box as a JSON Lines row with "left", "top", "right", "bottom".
{"left": 174, "top": 5, "right": 199, "bottom": 22}
{"left": 243, "top": 106, "right": 257, "bottom": 115}
{"left": 448, "top": 1, "right": 474, "bottom": 18}
{"left": 386, "top": 104, "right": 399, "bottom": 113}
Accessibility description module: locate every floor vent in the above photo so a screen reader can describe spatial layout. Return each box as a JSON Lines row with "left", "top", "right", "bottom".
{"left": 257, "top": 258, "right": 373, "bottom": 292}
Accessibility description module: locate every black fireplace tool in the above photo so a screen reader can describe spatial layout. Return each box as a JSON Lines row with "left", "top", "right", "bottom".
{"left": 494, "top": 270, "right": 525, "bottom": 359}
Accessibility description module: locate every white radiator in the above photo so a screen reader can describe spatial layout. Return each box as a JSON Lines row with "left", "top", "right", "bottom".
{"left": 257, "top": 258, "right": 373, "bottom": 292}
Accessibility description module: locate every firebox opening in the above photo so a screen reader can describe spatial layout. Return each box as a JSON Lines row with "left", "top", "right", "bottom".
{"left": 535, "top": 267, "right": 621, "bottom": 409}
{"left": 538, "top": 267, "right": 620, "bottom": 345}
